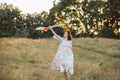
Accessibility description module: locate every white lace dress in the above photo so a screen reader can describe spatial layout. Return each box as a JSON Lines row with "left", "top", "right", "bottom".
{"left": 50, "top": 28, "right": 74, "bottom": 75}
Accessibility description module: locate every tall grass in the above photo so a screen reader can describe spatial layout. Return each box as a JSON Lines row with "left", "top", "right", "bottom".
{"left": 0, "top": 38, "right": 120, "bottom": 80}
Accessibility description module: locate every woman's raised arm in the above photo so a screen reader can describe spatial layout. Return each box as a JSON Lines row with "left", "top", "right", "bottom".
{"left": 49, "top": 26, "right": 63, "bottom": 41}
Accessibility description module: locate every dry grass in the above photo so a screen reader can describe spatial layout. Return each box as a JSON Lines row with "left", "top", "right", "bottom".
{"left": 0, "top": 38, "right": 120, "bottom": 80}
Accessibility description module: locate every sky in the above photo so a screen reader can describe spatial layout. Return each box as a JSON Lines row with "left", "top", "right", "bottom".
{"left": 0, "top": 0, "right": 57, "bottom": 14}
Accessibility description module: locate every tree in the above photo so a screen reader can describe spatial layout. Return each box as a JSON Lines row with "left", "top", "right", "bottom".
{"left": 26, "top": 11, "right": 49, "bottom": 38}
{"left": 80, "top": 0, "right": 106, "bottom": 37}
{"left": 103, "top": 0, "right": 120, "bottom": 38}
{"left": 15, "top": 14, "right": 28, "bottom": 37}
{"left": 47, "top": 0, "right": 86, "bottom": 37}
{"left": 0, "top": 3, "right": 21, "bottom": 37}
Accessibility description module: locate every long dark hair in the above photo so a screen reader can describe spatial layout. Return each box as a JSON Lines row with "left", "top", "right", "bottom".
{"left": 66, "top": 31, "right": 72, "bottom": 40}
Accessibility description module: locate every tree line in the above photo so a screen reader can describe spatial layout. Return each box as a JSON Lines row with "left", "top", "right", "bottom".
{"left": 0, "top": 0, "right": 120, "bottom": 39}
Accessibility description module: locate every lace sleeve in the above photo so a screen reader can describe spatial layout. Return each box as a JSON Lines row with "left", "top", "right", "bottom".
{"left": 50, "top": 28, "right": 63, "bottom": 41}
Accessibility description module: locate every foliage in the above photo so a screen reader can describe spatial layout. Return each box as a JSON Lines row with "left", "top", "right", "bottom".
{"left": 48, "top": 0, "right": 85, "bottom": 37}
{"left": 103, "top": 0, "right": 120, "bottom": 38}
{"left": 48, "top": 0, "right": 120, "bottom": 38}
{"left": 80, "top": 0, "right": 120, "bottom": 38}
{"left": 0, "top": 0, "right": 120, "bottom": 38}
{"left": 0, "top": 3, "right": 21, "bottom": 37}
{"left": 15, "top": 11, "right": 49, "bottom": 38}
{"left": 99, "top": 26, "right": 116, "bottom": 38}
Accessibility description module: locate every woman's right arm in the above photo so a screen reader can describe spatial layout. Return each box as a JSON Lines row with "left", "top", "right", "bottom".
{"left": 49, "top": 26, "right": 63, "bottom": 41}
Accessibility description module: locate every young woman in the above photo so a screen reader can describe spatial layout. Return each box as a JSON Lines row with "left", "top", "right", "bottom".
{"left": 49, "top": 26, "right": 74, "bottom": 80}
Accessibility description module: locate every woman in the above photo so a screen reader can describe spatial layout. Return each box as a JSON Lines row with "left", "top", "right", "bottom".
{"left": 49, "top": 26, "right": 74, "bottom": 80}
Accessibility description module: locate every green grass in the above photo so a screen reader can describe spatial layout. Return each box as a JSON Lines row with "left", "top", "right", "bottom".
{"left": 0, "top": 38, "right": 120, "bottom": 80}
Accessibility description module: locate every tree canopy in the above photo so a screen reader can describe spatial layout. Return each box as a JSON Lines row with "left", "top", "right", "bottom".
{"left": 0, "top": 0, "right": 120, "bottom": 38}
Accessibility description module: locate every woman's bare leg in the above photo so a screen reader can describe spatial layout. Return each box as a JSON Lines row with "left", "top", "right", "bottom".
{"left": 64, "top": 72, "right": 67, "bottom": 78}
{"left": 64, "top": 71, "right": 71, "bottom": 80}
{"left": 66, "top": 71, "right": 71, "bottom": 80}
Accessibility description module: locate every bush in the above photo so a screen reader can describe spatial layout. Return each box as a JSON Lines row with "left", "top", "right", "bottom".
{"left": 98, "top": 26, "right": 116, "bottom": 38}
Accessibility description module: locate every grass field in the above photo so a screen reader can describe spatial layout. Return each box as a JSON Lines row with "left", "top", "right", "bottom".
{"left": 0, "top": 38, "right": 120, "bottom": 80}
